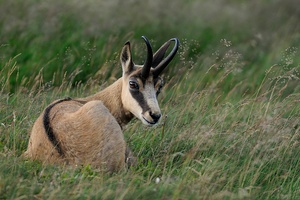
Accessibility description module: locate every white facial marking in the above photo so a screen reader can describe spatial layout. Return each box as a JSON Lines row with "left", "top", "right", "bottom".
{"left": 122, "top": 75, "right": 162, "bottom": 126}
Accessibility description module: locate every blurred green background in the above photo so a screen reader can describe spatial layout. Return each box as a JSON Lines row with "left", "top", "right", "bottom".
{"left": 1, "top": 0, "right": 299, "bottom": 95}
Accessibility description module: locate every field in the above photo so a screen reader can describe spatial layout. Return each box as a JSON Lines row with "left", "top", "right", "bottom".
{"left": 1, "top": 0, "right": 300, "bottom": 199}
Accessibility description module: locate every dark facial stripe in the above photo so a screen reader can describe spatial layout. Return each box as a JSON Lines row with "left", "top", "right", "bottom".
{"left": 129, "top": 90, "right": 150, "bottom": 114}
{"left": 43, "top": 97, "right": 72, "bottom": 157}
{"left": 154, "top": 77, "right": 164, "bottom": 96}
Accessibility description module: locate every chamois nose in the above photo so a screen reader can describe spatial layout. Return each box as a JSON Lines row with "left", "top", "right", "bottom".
{"left": 150, "top": 112, "right": 161, "bottom": 123}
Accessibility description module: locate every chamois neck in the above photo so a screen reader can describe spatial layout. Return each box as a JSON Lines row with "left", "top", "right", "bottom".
{"left": 83, "top": 78, "right": 133, "bottom": 128}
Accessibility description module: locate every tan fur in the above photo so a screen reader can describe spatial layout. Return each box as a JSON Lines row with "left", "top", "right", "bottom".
{"left": 24, "top": 59, "right": 136, "bottom": 172}
{"left": 25, "top": 99, "right": 127, "bottom": 172}
{"left": 24, "top": 37, "right": 178, "bottom": 173}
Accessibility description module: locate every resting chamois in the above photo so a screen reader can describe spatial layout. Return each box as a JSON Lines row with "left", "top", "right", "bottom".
{"left": 24, "top": 36, "right": 179, "bottom": 172}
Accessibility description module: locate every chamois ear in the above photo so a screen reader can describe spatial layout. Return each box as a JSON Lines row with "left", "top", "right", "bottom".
{"left": 152, "top": 38, "right": 179, "bottom": 78}
{"left": 152, "top": 40, "right": 171, "bottom": 68}
{"left": 121, "top": 41, "right": 134, "bottom": 74}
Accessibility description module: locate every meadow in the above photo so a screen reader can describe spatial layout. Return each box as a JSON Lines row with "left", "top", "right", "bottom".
{"left": 1, "top": 0, "right": 300, "bottom": 199}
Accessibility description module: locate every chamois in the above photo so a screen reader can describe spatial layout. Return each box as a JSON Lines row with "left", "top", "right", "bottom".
{"left": 24, "top": 36, "right": 179, "bottom": 172}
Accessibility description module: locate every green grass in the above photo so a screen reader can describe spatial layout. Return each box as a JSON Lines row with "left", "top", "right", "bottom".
{"left": 1, "top": 0, "right": 300, "bottom": 199}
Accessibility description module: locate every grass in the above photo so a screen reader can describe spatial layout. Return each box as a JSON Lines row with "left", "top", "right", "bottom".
{"left": 1, "top": 0, "right": 300, "bottom": 199}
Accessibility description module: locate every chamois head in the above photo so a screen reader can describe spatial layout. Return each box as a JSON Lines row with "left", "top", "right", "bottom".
{"left": 120, "top": 36, "right": 179, "bottom": 126}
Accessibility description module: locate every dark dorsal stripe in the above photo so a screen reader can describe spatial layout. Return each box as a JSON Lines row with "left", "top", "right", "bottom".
{"left": 43, "top": 97, "right": 72, "bottom": 157}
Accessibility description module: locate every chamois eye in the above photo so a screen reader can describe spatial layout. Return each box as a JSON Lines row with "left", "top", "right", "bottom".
{"left": 129, "top": 81, "right": 139, "bottom": 90}
{"left": 156, "top": 84, "right": 163, "bottom": 96}
{"left": 155, "top": 78, "right": 164, "bottom": 95}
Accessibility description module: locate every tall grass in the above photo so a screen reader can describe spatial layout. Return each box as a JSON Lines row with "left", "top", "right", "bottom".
{"left": 1, "top": 0, "right": 300, "bottom": 199}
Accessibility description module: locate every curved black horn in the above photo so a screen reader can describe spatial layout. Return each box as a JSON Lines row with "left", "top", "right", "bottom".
{"left": 141, "top": 36, "right": 153, "bottom": 78}
{"left": 153, "top": 38, "right": 179, "bottom": 78}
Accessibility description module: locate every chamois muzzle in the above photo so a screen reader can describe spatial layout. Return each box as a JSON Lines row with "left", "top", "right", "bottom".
{"left": 141, "top": 36, "right": 153, "bottom": 79}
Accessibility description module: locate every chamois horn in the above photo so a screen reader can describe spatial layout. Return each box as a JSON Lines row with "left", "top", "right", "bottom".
{"left": 153, "top": 38, "right": 179, "bottom": 78}
{"left": 141, "top": 36, "right": 153, "bottom": 78}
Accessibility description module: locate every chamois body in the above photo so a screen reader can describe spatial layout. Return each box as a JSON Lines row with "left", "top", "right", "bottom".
{"left": 25, "top": 36, "right": 179, "bottom": 172}
{"left": 25, "top": 79, "right": 128, "bottom": 171}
